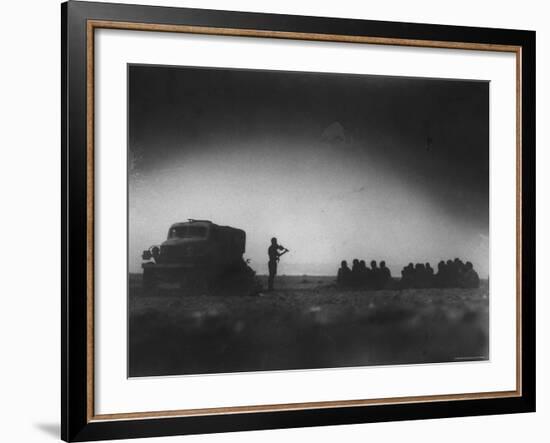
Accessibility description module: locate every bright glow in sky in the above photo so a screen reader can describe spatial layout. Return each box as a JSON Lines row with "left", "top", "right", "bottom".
{"left": 129, "top": 137, "right": 488, "bottom": 277}
{"left": 128, "top": 65, "right": 489, "bottom": 277}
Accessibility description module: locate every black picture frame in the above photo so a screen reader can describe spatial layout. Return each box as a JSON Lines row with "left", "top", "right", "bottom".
{"left": 62, "top": 1, "right": 536, "bottom": 441}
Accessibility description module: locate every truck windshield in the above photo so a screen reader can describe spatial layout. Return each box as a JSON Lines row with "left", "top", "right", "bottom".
{"left": 169, "top": 226, "right": 208, "bottom": 239}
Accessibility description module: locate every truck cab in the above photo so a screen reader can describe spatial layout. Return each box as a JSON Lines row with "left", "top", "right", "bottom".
{"left": 142, "top": 220, "right": 248, "bottom": 291}
{"left": 156, "top": 220, "right": 245, "bottom": 265}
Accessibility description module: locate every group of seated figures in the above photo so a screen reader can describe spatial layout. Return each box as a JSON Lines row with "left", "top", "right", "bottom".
{"left": 400, "top": 258, "right": 480, "bottom": 289}
{"left": 336, "top": 257, "right": 480, "bottom": 290}
{"left": 337, "top": 259, "right": 392, "bottom": 290}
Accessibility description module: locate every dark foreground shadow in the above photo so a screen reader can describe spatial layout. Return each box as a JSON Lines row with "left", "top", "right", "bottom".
{"left": 128, "top": 275, "right": 489, "bottom": 377}
{"left": 34, "top": 422, "right": 59, "bottom": 440}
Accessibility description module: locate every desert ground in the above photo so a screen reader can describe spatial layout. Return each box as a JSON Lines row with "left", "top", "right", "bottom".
{"left": 128, "top": 274, "right": 489, "bottom": 377}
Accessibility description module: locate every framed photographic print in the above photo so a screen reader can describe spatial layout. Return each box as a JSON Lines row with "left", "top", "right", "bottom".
{"left": 61, "top": 1, "right": 536, "bottom": 441}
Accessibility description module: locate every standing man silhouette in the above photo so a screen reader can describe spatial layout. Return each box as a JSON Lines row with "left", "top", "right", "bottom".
{"left": 267, "top": 237, "right": 287, "bottom": 291}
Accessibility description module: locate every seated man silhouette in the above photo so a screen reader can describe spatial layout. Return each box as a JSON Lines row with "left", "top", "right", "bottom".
{"left": 400, "top": 263, "right": 414, "bottom": 289}
{"left": 351, "top": 258, "right": 361, "bottom": 287}
{"left": 425, "top": 262, "right": 434, "bottom": 287}
{"left": 434, "top": 260, "right": 448, "bottom": 288}
{"left": 461, "top": 261, "right": 480, "bottom": 288}
{"left": 413, "top": 263, "right": 427, "bottom": 288}
{"left": 455, "top": 258, "right": 465, "bottom": 283}
{"left": 446, "top": 259, "right": 457, "bottom": 287}
{"left": 379, "top": 261, "right": 392, "bottom": 289}
{"left": 359, "top": 260, "right": 370, "bottom": 287}
{"left": 370, "top": 260, "right": 380, "bottom": 289}
{"left": 337, "top": 260, "right": 351, "bottom": 286}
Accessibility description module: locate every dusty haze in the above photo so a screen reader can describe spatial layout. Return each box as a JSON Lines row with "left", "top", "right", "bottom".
{"left": 128, "top": 64, "right": 489, "bottom": 277}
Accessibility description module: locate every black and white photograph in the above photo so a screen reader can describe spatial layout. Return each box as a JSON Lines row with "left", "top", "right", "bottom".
{"left": 128, "top": 64, "right": 489, "bottom": 377}
{"left": 0, "top": 0, "right": 543, "bottom": 440}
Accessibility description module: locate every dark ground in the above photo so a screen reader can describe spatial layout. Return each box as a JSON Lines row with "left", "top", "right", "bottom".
{"left": 128, "top": 274, "right": 489, "bottom": 377}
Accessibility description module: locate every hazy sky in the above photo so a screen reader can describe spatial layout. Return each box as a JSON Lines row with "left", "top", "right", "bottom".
{"left": 128, "top": 64, "right": 489, "bottom": 277}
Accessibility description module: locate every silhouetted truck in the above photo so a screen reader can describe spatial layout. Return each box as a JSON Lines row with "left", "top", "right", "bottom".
{"left": 141, "top": 219, "right": 256, "bottom": 293}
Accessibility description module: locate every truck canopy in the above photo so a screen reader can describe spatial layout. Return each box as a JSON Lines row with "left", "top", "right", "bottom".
{"left": 166, "top": 220, "right": 245, "bottom": 254}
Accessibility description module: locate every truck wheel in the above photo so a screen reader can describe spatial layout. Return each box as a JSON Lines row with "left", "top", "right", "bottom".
{"left": 143, "top": 268, "right": 156, "bottom": 294}
{"left": 178, "top": 275, "right": 189, "bottom": 291}
{"left": 180, "top": 272, "right": 209, "bottom": 295}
